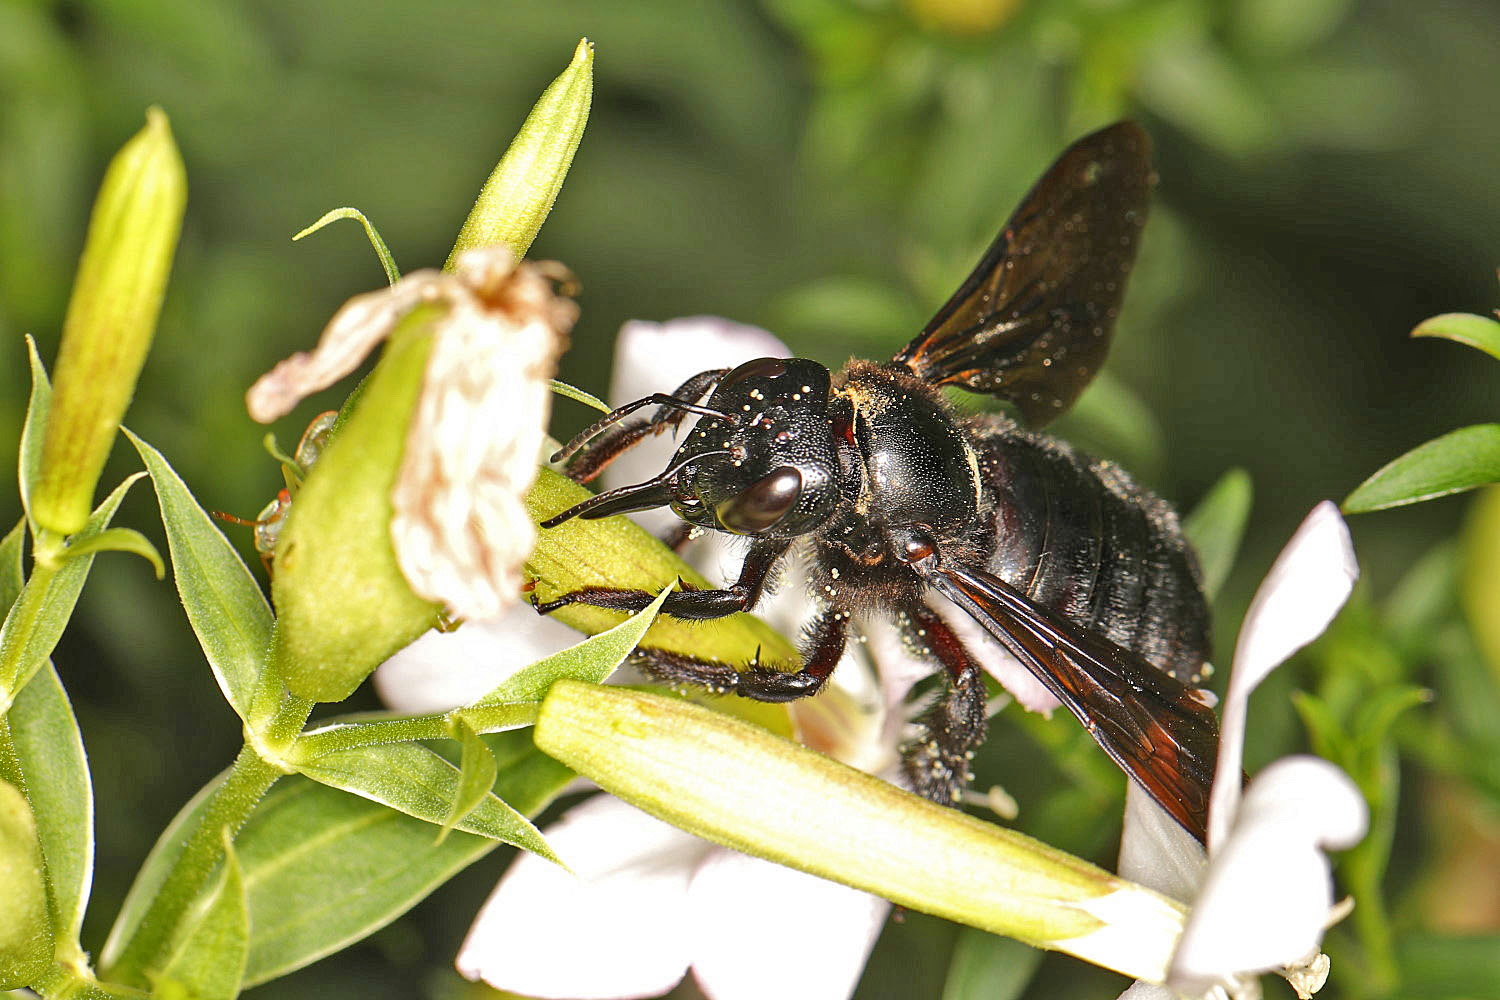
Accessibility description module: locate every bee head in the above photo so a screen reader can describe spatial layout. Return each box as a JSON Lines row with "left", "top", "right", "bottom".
{"left": 542, "top": 357, "right": 841, "bottom": 539}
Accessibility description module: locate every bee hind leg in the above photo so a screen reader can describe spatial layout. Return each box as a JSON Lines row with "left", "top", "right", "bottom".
{"left": 900, "top": 603, "right": 988, "bottom": 808}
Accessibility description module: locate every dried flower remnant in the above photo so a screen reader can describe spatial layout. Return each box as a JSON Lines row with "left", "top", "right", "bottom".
{"left": 246, "top": 245, "right": 577, "bottom": 623}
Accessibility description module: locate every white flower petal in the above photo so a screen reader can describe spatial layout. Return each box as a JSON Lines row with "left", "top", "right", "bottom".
{"left": 1169, "top": 758, "right": 1366, "bottom": 996}
{"left": 373, "top": 605, "right": 579, "bottom": 714}
{"left": 1210, "top": 503, "right": 1356, "bottom": 848}
{"left": 687, "top": 848, "right": 889, "bottom": 1000}
{"left": 457, "top": 794, "right": 711, "bottom": 999}
{"left": 606, "top": 317, "right": 791, "bottom": 535}
{"left": 1119, "top": 780, "right": 1206, "bottom": 905}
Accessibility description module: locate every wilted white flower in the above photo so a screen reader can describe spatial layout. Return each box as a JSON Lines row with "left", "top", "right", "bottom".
{"left": 246, "top": 245, "right": 576, "bottom": 621}
{"left": 1118, "top": 502, "right": 1368, "bottom": 1000}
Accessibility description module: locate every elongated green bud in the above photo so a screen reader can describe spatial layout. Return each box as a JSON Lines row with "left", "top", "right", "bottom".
{"left": 446, "top": 38, "right": 593, "bottom": 267}
{"left": 34, "top": 108, "right": 186, "bottom": 536}
{"left": 536, "top": 682, "right": 1188, "bottom": 983}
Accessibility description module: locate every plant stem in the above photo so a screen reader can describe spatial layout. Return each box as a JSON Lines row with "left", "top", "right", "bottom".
{"left": 101, "top": 690, "right": 311, "bottom": 985}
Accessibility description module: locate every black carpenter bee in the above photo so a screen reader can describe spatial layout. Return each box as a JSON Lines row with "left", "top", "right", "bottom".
{"left": 538, "top": 122, "right": 1220, "bottom": 841}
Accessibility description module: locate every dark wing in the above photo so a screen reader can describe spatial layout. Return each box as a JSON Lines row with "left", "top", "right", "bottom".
{"left": 894, "top": 122, "right": 1153, "bottom": 427}
{"left": 918, "top": 558, "right": 1217, "bottom": 841}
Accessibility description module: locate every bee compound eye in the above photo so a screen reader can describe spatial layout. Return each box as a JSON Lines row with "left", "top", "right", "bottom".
{"left": 714, "top": 466, "right": 803, "bottom": 534}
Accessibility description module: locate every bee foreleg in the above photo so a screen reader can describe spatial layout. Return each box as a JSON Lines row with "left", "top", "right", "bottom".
{"left": 533, "top": 539, "right": 788, "bottom": 620}
{"left": 899, "top": 603, "right": 988, "bottom": 808}
{"left": 632, "top": 607, "right": 848, "bottom": 702}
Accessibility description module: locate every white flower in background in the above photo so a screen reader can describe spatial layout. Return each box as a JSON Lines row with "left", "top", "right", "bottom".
{"left": 1118, "top": 502, "right": 1368, "bottom": 1000}
{"left": 247, "top": 246, "right": 577, "bottom": 621}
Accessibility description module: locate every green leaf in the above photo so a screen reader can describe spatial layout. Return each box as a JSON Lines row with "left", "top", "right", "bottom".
{"left": 9, "top": 662, "right": 94, "bottom": 946}
{"left": 60, "top": 527, "right": 164, "bottom": 579}
{"left": 154, "top": 831, "right": 247, "bottom": 1000}
{"left": 0, "top": 521, "right": 22, "bottom": 613}
{"left": 1411, "top": 311, "right": 1500, "bottom": 362}
{"left": 294, "top": 702, "right": 538, "bottom": 761}
{"left": 1462, "top": 486, "right": 1500, "bottom": 682}
{"left": 0, "top": 780, "right": 51, "bottom": 989}
{"left": 0, "top": 474, "right": 141, "bottom": 699}
{"left": 474, "top": 584, "right": 671, "bottom": 705}
{"left": 447, "top": 38, "right": 593, "bottom": 265}
{"left": 1344, "top": 424, "right": 1500, "bottom": 513}
{"left": 18, "top": 336, "right": 52, "bottom": 528}
{"left": 941, "top": 929, "right": 1043, "bottom": 1000}
{"left": 549, "top": 378, "right": 610, "bottom": 413}
{"left": 240, "top": 739, "right": 571, "bottom": 988}
{"left": 439, "top": 719, "right": 497, "bottom": 842}
{"left": 1183, "top": 468, "right": 1252, "bottom": 600}
{"left": 294, "top": 741, "right": 555, "bottom": 858}
{"left": 100, "top": 773, "right": 228, "bottom": 973}
{"left": 293, "top": 207, "right": 400, "bottom": 286}
{"left": 126, "top": 430, "right": 272, "bottom": 720}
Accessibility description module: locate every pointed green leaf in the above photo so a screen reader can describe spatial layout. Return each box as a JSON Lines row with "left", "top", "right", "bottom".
{"left": 549, "top": 379, "right": 610, "bottom": 413}
{"left": 1344, "top": 424, "right": 1500, "bottom": 513}
{"left": 439, "top": 719, "right": 497, "bottom": 842}
{"left": 1411, "top": 312, "right": 1500, "bottom": 362}
{"left": 447, "top": 38, "right": 593, "bottom": 265}
{"left": 154, "top": 832, "right": 247, "bottom": 1000}
{"left": 1, "top": 521, "right": 22, "bottom": 613}
{"left": 125, "top": 430, "right": 272, "bottom": 720}
{"left": 18, "top": 337, "right": 52, "bottom": 527}
{"left": 1183, "top": 468, "right": 1252, "bottom": 600}
{"left": 100, "top": 773, "right": 226, "bottom": 972}
{"left": 295, "top": 702, "right": 537, "bottom": 761}
{"left": 293, "top": 208, "right": 400, "bottom": 286}
{"left": 10, "top": 662, "right": 94, "bottom": 945}
{"left": 240, "top": 739, "right": 571, "bottom": 987}
{"left": 294, "top": 741, "right": 554, "bottom": 858}
{"left": 60, "top": 528, "right": 164, "bottom": 579}
{"left": 475, "top": 584, "right": 671, "bottom": 706}
{"left": 0, "top": 780, "right": 52, "bottom": 989}
{"left": 942, "top": 929, "right": 1043, "bottom": 1000}
{"left": 0, "top": 474, "right": 141, "bottom": 699}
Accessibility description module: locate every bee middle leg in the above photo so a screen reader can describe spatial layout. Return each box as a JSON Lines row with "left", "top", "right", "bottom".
{"left": 532, "top": 539, "right": 787, "bottom": 619}
{"left": 632, "top": 608, "right": 849, "bottom": 702}
{"left": 900, "top": 603, "right": 988, "bottom": 808}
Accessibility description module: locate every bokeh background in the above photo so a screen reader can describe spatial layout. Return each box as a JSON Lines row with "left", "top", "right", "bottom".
{"left": 2, "top": 0, "right": 1498, "bottom": 997}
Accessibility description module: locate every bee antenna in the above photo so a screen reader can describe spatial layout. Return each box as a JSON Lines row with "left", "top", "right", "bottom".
{"left": 550, "top": 394, "right": 736, "bottom": 465}
{"left": 540, "top": 450, "right": 728, "bottom": 529}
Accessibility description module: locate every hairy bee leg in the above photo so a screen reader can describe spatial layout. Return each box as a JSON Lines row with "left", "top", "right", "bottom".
{"left": 900, "top": 603, "right": 989, "bottom": 808}
{"left": 533, "top": 539, "right": 788, "bottom": 620}
{"left": 564, "top": 369, "right": 729, "bottom": 484}
{"left": 634, "top": 608, "right": 849, "bottom": 702}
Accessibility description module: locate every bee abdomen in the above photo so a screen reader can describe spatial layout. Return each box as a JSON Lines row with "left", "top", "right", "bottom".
{"left": 972, "top": 419, "right": 1210, "bottom": 682}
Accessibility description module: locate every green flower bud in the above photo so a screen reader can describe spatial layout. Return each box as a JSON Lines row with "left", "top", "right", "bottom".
{"left": 446, "top": 38, "right": 593, "bottom": 267}
{"left": 0, "top": 779, "right": 51, "bottom": 989}
{"left": 536, "top": 682, "right": 1188, "bottom": 983}
{"left": 33, "top": 108, "right": 186, "bottom": 536}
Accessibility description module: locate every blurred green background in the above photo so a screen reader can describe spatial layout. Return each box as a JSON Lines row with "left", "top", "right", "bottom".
{"left": 2, "top": 0, "right": 1498, "bottom": 997}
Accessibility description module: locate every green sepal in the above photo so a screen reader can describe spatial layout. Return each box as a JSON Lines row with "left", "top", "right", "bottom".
{"left": 0, "top": 780, "right": 52, "bottom": 990}
{"left": 57, "top": 528, "right": 164, "bottom": 579}
{"left": 0, "top": 474, "right": 142, "bottom": 700}
{"left": 17, "top": 337, "right": 51, "bottom": 530}
{"left": 1344, "top": 424, "right": 1500, "bottom": 513}
{"left": 152, "top": 831, "right": 247, "bottom": 1000}
{"left": 292, "top": 741, "right": 556, "bottom": 859}
{"left": 9, "top": 662, "right": 95, "bottom": 949}
{"left": 293, "top": 208, "right": 400, "bottom": 286}
{"left": 1183, "top": 467, "right": 1252, "bottom": 600}
{"left": 1411, "top": 311, "right": 1500, "bottom": 362}
{"left": 125, "top": 430, "right": 272, "bottom": 721}
{"left": 446, "top": 38, "right": 593, "bottom": 266}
